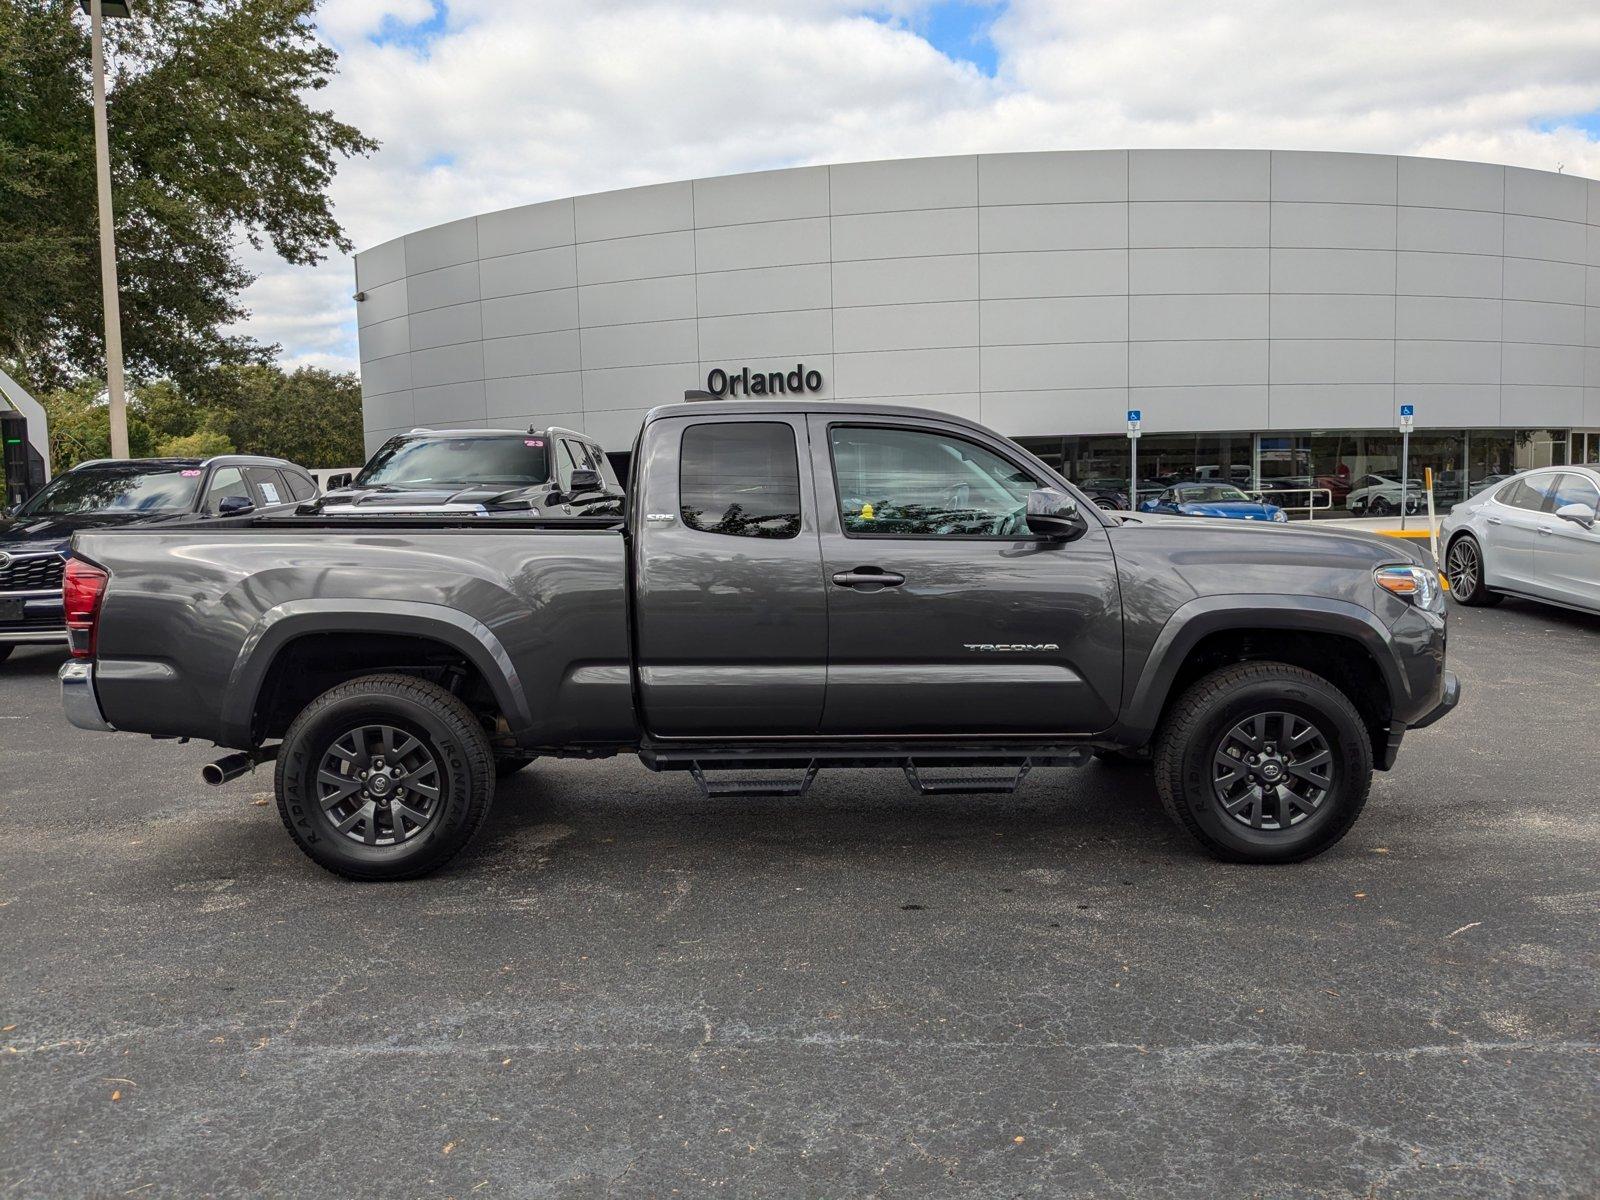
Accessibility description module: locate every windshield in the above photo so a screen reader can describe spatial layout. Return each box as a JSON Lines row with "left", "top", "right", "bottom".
{"left": 1181, "top": 485, "right": 1252, "bottom": 504}
{"left": 16, "top": 466, "right": 202, "bottom": 517}
{"left": 354, "top": 436, "right": 552, "bottom": 489}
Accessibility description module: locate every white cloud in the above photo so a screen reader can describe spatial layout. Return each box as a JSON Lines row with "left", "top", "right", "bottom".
{"left": 230, "top": 0, "right": 1600, "bottom": 371}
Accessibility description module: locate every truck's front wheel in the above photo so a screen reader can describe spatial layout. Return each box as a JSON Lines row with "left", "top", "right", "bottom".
{"left": 1153, "top": 662, "right": 1371, "bottom": 864}
{"left": 275, "top": 674, "right": 495, "bottom": 881}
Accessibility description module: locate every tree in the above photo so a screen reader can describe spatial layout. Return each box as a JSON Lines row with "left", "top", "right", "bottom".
{"left": 207, "top": 363, "right": 364, "bottom": 468}
{"left": 0, "top": 0, "right": 375, "bottom": 391}
{"left": 157, "top": 428, "right": 234, "bottom": 458}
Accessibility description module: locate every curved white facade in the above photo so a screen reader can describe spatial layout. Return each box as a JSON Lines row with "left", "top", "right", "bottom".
{"left": 355, "top": 149, "right": 1600, "bottom": 460}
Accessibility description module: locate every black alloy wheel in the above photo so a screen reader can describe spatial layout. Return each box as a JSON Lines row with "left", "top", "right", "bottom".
{"left": 317, "top": 723, "right": 442, "bottom": 846}
{"left": 276, "top": 674, "right": 495, "bottom": 880}
{"left": 1210, "top": 711, "right": 1332, "bottom": 831}
{"left": 1153, "top": 661, "right": 1372, "bottom": 864}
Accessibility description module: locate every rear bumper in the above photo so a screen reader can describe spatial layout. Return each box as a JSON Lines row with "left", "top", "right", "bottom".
{"left": 60, "top": 661, "right": 116, "bottom": 732}
{"left": 1410, "top": 670, "right": 1460, "bottom": 730}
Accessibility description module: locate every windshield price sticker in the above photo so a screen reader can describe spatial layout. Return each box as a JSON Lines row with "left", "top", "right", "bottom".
{"left": 180, "top": 469, "right": 202, "bottom": 477}
{"left": 525, "top": 439, "right": 544, "bottom": 447}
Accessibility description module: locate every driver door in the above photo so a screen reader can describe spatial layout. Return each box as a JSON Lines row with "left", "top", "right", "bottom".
{"left": 808, "top": 416, "right": 1122, "bottom": 736}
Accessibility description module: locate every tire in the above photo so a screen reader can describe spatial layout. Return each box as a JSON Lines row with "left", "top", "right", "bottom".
{"left": 1445, "top": 534, "right": 1502, "bottom": 607}
{"left": 1093, "top": 497, "right": 1118, "bottom": 512}
{"left": 494, "top": 755, "right": 537, "bottom": 778}
{"left": 1369, "top": 497, "right": 1392, "bottom": 517}
{"left": 1153, "top": 662, "right": 1372, "bottom": 864}
{"left": 275, "top": 673, "right": 495, "bottom": 881}
{"left": 0, "top": 645, "right": 12, "bottom": 665}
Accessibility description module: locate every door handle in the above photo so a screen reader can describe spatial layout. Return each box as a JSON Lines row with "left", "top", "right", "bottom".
{"left": 832, "top": 567, "right": 906, "bottom": 590}
{"left": 1486, "top": 516, "right": 1502, "bottom": 525}
{"left": 1538, "top": 526, "right": 1553, "bottom": 536}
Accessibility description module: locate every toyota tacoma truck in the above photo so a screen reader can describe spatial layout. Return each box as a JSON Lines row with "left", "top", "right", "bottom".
{"left": 59, "top": 401, "right": 1458, "bottom": 880}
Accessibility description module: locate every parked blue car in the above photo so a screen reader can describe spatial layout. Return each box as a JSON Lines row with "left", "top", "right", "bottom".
{"left": 1138, "top": 482, "right": 1289, "bottom": 522}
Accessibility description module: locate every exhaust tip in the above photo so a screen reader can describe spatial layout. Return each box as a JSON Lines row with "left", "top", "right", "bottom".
{"left": 201, "top": 763, "right": 226, "bottom": 786}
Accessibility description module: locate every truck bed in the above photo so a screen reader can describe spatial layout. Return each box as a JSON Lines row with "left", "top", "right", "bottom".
{"left": 71, "top": 520, "right": 637, "bottom": 749}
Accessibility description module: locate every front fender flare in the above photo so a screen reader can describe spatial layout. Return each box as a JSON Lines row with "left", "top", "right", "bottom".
{"left": 1115, "top": 595, "right": 1404, "bottom": 740}
{"left": 219, "top": 599, "right": 532, "bottom": 746}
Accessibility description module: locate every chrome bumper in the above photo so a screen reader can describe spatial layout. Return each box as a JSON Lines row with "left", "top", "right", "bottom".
{"left": 59, "top": 661, "right": 116, "bottom": 732}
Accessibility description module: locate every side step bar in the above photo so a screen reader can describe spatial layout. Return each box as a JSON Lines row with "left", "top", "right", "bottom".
{"left": 689, "top": 760, "right": 821, "bottom": 799}
{"left": 903, "top": 759, "right": 1032, "bottom": 795}
{"left": 684, "top": 756, "right": 1058, "bottom": 799}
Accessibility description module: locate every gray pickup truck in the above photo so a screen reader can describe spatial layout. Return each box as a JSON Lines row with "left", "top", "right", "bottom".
{"left": 60, "top": 400, "right": 1458, "bottom": 880}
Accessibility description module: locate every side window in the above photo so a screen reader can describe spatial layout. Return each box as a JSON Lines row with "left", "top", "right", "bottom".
{"left": 285, "top": 471, "right": 317, "bottom": 502}
{"left": 203, "top": 467, "right": 249, "bottom": 513}
{"left": 553, "top": 440, "right": 576, "bottom": 491}
{"left": 829, "top": 425, "right": 1038, "bottom": 538}
{"left": 563, "top": 440, "right": 598, "bottom": 490}
{"left": 679, "top": 422, "right": 801, "bottom": 539}
{"left": 245, "top": 467, "right": 286, "bottom": 506}
{"left": 1499, "top": 475, "right": 1559, "bottom": 513}
{"left": 1549, "top": 473, "right": 1600, "bottom": 512}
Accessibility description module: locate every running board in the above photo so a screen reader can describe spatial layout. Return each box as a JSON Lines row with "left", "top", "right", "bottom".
{"left": 903, "top": 759, "right": 1033, "bottom": 795}
{"left": 689, "top": 760, "right": 820, "bottom": 799}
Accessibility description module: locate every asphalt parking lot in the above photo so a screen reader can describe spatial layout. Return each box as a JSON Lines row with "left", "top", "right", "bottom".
{"left": 2, "top": 599, "right": 1597, "bottom": 1199}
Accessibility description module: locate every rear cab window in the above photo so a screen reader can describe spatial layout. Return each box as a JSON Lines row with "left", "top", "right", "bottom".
{"left": 679, "top": 422, "right": 802, "bottom": 539}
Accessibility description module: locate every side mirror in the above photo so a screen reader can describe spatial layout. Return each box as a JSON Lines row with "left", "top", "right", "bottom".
{"left": 1025, "top": 488, "right": 1086, "bottom": 540}
{"left": 568, "top": 468, "right": 601, "bottom": 493}
{"left": 216, "top": 494, "right": 255, "bottom": 517}
{"left": 326, "top": 472, "right": 353, "bottom": 490}
{"left": 1555, "top": 502, "right": 1596, "bottom": 530}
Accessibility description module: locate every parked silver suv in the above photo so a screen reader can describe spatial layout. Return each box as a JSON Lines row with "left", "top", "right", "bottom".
{"left": 1440, "top": 464, "right": 1600, "bottom": 614}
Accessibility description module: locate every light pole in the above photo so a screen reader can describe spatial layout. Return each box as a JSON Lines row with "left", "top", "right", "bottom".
{"left": 82, "top": 0, "right": 134, "bottom": 459}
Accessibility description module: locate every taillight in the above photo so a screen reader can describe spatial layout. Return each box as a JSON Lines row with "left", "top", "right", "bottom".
{"left": 63, "top": 558, "right": 109, "bottom": 659}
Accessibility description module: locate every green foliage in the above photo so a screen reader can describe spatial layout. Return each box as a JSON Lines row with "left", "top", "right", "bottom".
{"left": 207, "top": 363, "right": 365, "bottom": 468}
{"left": 38, "top": 363, "right": 363, "bottom": 471}
{"left": 156, "top": 428, "right": 234, "bottom": 459}
{"left": 0, "top": 0, "right": 375, "bottom": 390}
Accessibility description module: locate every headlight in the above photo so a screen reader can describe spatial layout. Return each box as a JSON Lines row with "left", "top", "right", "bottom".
{"left": 1375, "top": 564, "right": 1439, "bottom": 610}
{"left": 1271, "top": 510, "right": 1288, "bottom": 523}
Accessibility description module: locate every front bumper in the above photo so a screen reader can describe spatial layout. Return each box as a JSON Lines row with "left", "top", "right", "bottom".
{"left": 1410, "top": 670, "right": 1460, "bottom": 730}
{"left": 1, "top": 588, "right": 67, "bottom": 645}
{"left": 59, "top": 661, "right": 116, "bottom": 732}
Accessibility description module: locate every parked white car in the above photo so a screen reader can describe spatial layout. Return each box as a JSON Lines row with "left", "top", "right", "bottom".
{"left": 1345, "top": 474, "right": 1425, "bottom": 516}
{"left": 1439, "top": 465, "right": 1600, "bottom": 614}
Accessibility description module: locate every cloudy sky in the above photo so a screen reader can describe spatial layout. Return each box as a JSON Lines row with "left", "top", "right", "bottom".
{"left": 241, "top": 0, "right": 1600, "bottom": 373}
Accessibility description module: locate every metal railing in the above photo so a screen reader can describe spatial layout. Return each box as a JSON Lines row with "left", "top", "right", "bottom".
{"left": 1255, "top": 487, "right": 1335, "bottom": 520}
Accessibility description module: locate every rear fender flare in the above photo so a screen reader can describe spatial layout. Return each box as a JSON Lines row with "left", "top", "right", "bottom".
{"left": 1116, "top": 595, "right": 1404, "bottom": 740}
{"left": 220, "top": 599, "right": 531, "bottom": 745}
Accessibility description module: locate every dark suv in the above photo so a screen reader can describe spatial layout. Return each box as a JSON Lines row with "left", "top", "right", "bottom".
{"left": 314, "top": 426, "right": 625, "bottom": 517}
{"left": 0, "top": 455, "right": 315, "bottom": 662}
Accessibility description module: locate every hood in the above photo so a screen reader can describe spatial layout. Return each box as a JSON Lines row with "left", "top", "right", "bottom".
{"left": 0, "top": 509, "right": 187, "bottom": 551}
{"left": 317, "top": 484, "right": 543, "bottom": 512}
{"left": 1177, "top": 501, "right": 1281, "bottom": 519}
{"left": 1115, "top": 511, "right": 1429, "bottom": 564}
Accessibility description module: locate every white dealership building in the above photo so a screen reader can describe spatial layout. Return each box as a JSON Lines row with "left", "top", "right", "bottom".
{"left": 354, "top": 149, "right": 1600, "bottom": 512}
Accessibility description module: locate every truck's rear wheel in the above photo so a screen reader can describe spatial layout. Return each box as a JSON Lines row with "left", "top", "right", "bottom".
{"left": 1153, "top": 662, "right": 1371, "bottom": 864}
{"left": 275, "top": 674, "right": 494, "bottom": 881}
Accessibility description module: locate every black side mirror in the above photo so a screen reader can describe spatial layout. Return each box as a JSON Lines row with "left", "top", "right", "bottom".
{"left": 568, "top": 468, "right": 601, "bottom": 493}
{"left": 326, "top": 473, "right": 353, "bottom": 490}
{"left": 217, "top": 494, "right": 255, "bottom": 517}
{"left": 1025, "top": 488, "right": 1086, "bottom": 540}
